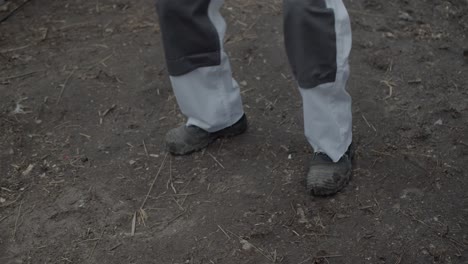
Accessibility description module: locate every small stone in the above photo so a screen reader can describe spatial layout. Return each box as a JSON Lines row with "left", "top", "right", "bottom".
{"left": 296, "top": 207, "right": 309, "bottom": 224}
{"left": 0, "top": 197, "right": 6, "bottom": 203}
{"left": 434, "top": 119, "right": 443, "bottom": 126}
{"left": 398, "top": 12, "right": 414, "bottom": 21}
{"left": 240, "top": 239, "right": 253, "bottom": 251}
{"left": 384, "top": 32, "right": 396, "bottom": 39}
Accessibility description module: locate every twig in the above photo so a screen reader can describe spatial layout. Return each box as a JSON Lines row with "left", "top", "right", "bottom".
{"left": 0, "top": 0, "right": 33, "bottom": 24}
{"left": 208, "top": 152, "right": 225, "bottom": 169}
{"left": 361, "top": 114, "right": 377, "bottom": 132}
{"left": 0, "top": 70, "right": 42, "bottom": 83}
{"left": 142, "top": 140, "right": 149, "bottom": 158}
{"left": 88, "top": 229, "right": 105, "bottom": 259}
{"left": 217, "top": 225, "right": 231, "bottom": 240}
{"left": 149, "top": 192, "right": 199, "bottom": 200}
{"left": 316, "top": 255, "right": 343, "bottom": 259}
{"left": 79, "top": 133, "right": 91, "bottom": 140}
{"left": 151, "top": 210, "right": 188, "bottom": 228}
{"left": 138, "top": 208, "right": 148, "bottom": 227}
{"left": 298, "top": 257, "right": 312, "bottom": 264}
{"left": 109, "top": 243, "right": 122, "bottom": 251}
{"left": 140, "top": 153, "right": 168, "bottom": 209}
{"left": 166, "top": 156, "right": 173, "bottom": 190}
{"left": 394, "top": 253, "right": 404, "bottom": 264}
{"left": 300, "top": 254, "right": 342, "bottom": 264}
{"left": 56, "top": 68, "right": 77, "bottom": 105}
{"left": 0, "top": 193, "right": 23, "bottom": 208}
{"left": 266, "top": 181, "right": 277, "bottom": 200}
{"left": 166, "top": 211, "right": 186, "bottom": 225}
{"left": 0, "top": 215, "right": 10, "bottom": 224}
{"left": 76, "top": 238, "right": 101, "bottom": 244}
{"left": 131, "top": 212, "right": 136, "bottom": 236}
{"left": 381, "top": 80, "right": 395, "bottom": 100}
{"left": 0, "top": 44, "right": 33, "bottom": 54}
{"left": 172, "top": 197, "right": 185, "bottom": 211}
{"left": 101, "top": 104, "right": 116, "bottom": 117}
{"left": 12, "top": 201, "right": 23, "bottom": 240}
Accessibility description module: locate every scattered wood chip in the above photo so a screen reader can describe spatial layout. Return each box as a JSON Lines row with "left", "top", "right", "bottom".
{"left": 79, "top": 133, "right": 91, "bottom": 139}
{"left": 408, "top": 79, "right": 422, "bottom": 84}
{"left": 102, "top": 104, "right": 117, "bottom": 117}
{"left": 131, "top": 212, "right": 136, "bottom": 236}
{"left": 22, "top": 164, "right": 35, "bottom": 176}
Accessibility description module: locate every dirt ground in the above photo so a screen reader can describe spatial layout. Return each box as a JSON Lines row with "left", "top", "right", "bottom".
{"left": 1, "top": 0, "right": 467, "bottom": 263}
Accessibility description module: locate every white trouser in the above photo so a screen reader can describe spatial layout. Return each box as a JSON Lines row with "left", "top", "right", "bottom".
{"left": 157, "top": 0, "right": 353, "bottom": 162}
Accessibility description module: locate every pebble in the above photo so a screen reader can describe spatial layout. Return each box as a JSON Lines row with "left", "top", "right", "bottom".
{"left": 240, "top": 239, "right": 253, "bottom": 251}
{"left": 398, "top": 12, "right": 414, "bottom": 21}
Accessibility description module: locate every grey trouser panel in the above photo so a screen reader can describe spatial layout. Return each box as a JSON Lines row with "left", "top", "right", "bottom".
{"left": 155, "top": 0, "right": 221, "bottom": 76}
{"left": 155, "top": 0, "right": 352, "bottom": 161}
{"left": 156, "top": 0, "right": 338, "bottom": 88}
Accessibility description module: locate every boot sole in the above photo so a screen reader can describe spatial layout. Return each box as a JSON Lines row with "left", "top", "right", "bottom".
{"left": 167, "top": 116, "right": 248, "bottom": 156}
{"left": 309, "top": 169, "right": 352, "bottom": 196}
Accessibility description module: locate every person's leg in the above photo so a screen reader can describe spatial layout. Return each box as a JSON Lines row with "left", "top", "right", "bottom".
{"left": 156, "top": 0, "right": 246, "bottom": 154}
{"left": 283, "top": 0, "right": 353, "bottom": 195}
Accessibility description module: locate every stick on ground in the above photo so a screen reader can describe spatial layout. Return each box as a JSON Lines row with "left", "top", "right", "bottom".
{"left": 140, "top": 153, "right": 168, "bottom": 209}
{"left": 57, "top": 68, "right": 77, "bottom": 105}
{"left": 0, "top": 0, "right": 33, "bottom": 24}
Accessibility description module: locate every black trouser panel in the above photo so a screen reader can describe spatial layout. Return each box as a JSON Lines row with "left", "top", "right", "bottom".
{"left": 283, "top": 0, "right": 337, "bottom": 88}
{"left": 156, "top": 0, "right": 221, "bottom": 76}
{"left": 156, "top": 0, "right": 338, "bottom": 86}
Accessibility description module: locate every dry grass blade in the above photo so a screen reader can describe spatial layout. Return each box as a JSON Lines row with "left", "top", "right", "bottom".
{"left": 131, "top": 212, "right": 137, "bottom": 236}
{"left": 140, "top": 153, "right": 169, "bottom": 209}
{"left": 138, "top": 208, "right": 148, "bottom": 227}
{"left": 12, "top": 201, "right": 23, "bottom": 240}
{"left": 143, "top": 140, "right": 149, "bottom": 158}
{"left": 57, "top": 68, "right": 77, "bottom": 105}
{"left": 208, "top": 152, "right": 225, "bottom": 169}
{"left": 361, "top": 114, "right": 377, "bottom": 132}
{"left": 0, "top": 193, "right": 23, "bottom": 208}
{"left": 0, "top": 70, "right": 42, "bottom": 83}
{"left": 381, "top": 80, "right": 396, "bottom": 100}
{"left": 88, "top": 229, "right": 105, "bottom": 259}
{"left": 217, "top": 225, "right": 231, "bottom": 240}
{"left": 0, "top": 0, "right": 33, "bottom": 24}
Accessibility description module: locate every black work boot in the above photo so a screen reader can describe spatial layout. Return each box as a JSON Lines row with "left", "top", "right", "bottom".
{"left": 306, "top": 146, "right": 353, "bottom": 196}
{"left": 165, "top": 115, "right": 248, "bottom": 155}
